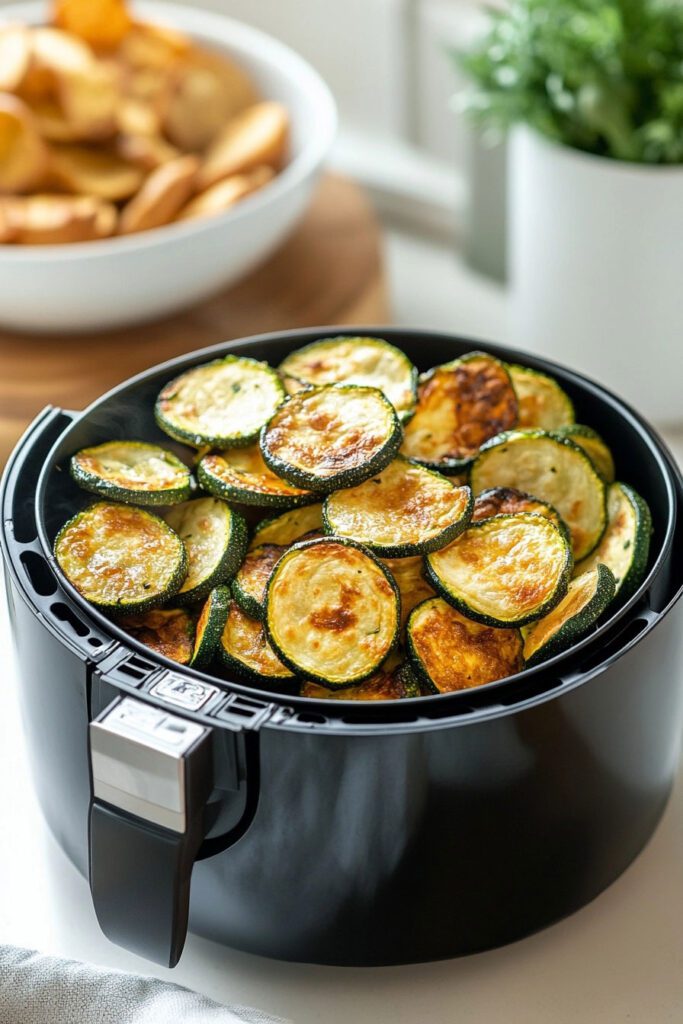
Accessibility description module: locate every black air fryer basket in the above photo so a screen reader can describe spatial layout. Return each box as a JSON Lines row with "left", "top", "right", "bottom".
{"left": 2, "top": 328, "right": 682, "bottom": 968}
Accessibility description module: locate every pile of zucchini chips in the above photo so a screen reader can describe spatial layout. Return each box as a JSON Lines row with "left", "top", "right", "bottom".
{"left": 54, "top": 337, "right": 652, "bottom": 700}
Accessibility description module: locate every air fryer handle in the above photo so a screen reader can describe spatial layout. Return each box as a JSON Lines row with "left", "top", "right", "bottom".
{"left": 88, "top": 697, "right": 213, "bottom": 967}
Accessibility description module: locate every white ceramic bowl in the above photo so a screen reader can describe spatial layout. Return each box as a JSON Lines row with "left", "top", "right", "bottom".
{"left": 0, "top": 1, "right": 337, "bottom": 333}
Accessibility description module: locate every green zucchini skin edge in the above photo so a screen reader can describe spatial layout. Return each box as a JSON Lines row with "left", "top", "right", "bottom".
{"left": 524, "top": 563, "right": 616, "bottom": 668}
{"left": 69, "top": 443, "right": 193, "bottom": 507}
{"left": 259, "top": 385, "right": 403, "bottom": 493}
{"left": 190, "top": 585, "right": 231, "bottom": 668}
{"left": 230, "top": 544, "right": 284, "bottom": 621}
{"left": 550, "top": 424, "right": 615, "bottom": 482}
{"left": 321, "top": 472, "right": 474, "bottom": 558}
{"left": 196, "top": 456, "right": 318, "bottom": 510}
{"left": 425, "top": 514, "right": 573, "bottom": 629}
{"left": 506, "top": 363, "right": 576, "bottom": 425}
{"left": 155, "top": 355, "right": 286, "bottom": 449}
{"left": 611, "top": 483, "right": 652, "bottom": 599}
{"left": 54, "top": 504, "right": 188, "bottom": 615}
{"left": 175, "top": 507, "right": 248, "bottom": 606}
{"left": 264, "top": 536, "right": 401, "bottom": 688}
{"left": 218, "top": 609, "right": 296, "bottom": 685}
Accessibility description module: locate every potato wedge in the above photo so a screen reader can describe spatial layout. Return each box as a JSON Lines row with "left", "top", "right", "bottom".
{"left": 52, "top": 0, "right": 132, "bottom": 50}
{"left": 177, "top": 166, "right": 273, "bottom": 222}
{"left": 0, "top": 94, "right": 49, "bottom": 194}
{"left": 116, "top": 131, "right": 179, "bottom": 170}
{"left": 32, "top": 26, "right": 94, "bottom": 76}
{"left": 161, "top": 54, "right": 259, "bottom": 152}
{"left": 119, "top": 154, "right": 199, "bottom": 234}
{"left": 198, "top": 102, "right": 288, "bottom": 189}
{"left": 6, "top": 193, "right": 117, "bottom": 244}
{"left": 0, "top": 24, "right": 31, "bottom": 92}
{"left": 0, "top": 200, "right": 18, "bottom": 243}
{"left": 117, "top": 20, "right": 191, "bottom": 69}
{"left": 57, "top": 60, "right": 119, "bottom": 139}
{"left": 116, "top": 97, "right": 161, "bottom": 137}
{"left": 51, "top": 143, "right": 144, "bottom": 199}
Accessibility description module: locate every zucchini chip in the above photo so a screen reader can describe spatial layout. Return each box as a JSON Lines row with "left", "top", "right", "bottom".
{"left": 260, "top": 384, "right": 402, "bottom": 493}
{"left": 155, "top": 355, "right": 285, "bottom": 448}
{"left": 220, "top": 601, "right": 295, "bottom": 683}
{"left": 265, "top": 538, "right": 400, "bottom": 687}
{"left": 408, "top": 598, "right": 523, "bottom": 693}
{"left": 54, "top": 502, "right": 187, "bottom": 613}
{"left": 190, "top": 585, "right": 231, "bottom": 668}
{"left": 119, "top": 608, "right": 195, "bottom": 665}
{"left": 426, "top": 513, "right": 572, "bottom": 628}
{"left": 472, "top": 486, "right": 568, "bottom": 538}
{"left": 323, "top": 456, "right": 473, "bottom": 557}
{"left": 380, "top": 555, "right": 437, "bottom": 629}
{"left": 197, "top": 445, "right": 316, "bottom": 508}
{"left": 551, "top": 424, "right": 615, "bottom": 482}
{"left": 280, "top": 373, "right": 310, "bottom": 397}
{"left": 250, "top": 503, "right": 323, "bottom": 549}
{"left": 575, "top": 482, "right": 652, "bottom": 599}
{"left": 300, "top": 653, "right": 419, "bottom": 700}
{"left": 279, "top": 336, "right": 418, "bottom": 422}
{"left": 164, "top": 496, "right": 247, "bottom": 604}
{"left": 232, "top": 543, "right": 285, "bottom": 620}
{"left": 523, "top": 564, "right": 616, "bottom": 666}
{"left": 470, "top": 429, "right": 607, "bottom": 561}
{"left": 70, "top": 440, "right": 192, "bottom": 506}
{"left": 507, "top": 364, "right": 575, "bottom": 429}
{"left": 400, "top": 352, "right": 518, "bottom": 473}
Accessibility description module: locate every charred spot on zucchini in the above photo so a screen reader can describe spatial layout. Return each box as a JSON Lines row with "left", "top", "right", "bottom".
{"left": 197, "top": 445, "right": 317, "bottom": 508}
{"left": 70, "top": 441, "right": 193, "bottom": 506}
{"left": 232, "top": 544, "right": 285, "bottom": 620}
{"left": 472, "top": 485, "right": 568, "bottom": 539}
{"left": 279, "top": 336, "right": 418, "bottom": 422}
{"left": 260, "top": 384, "right": 402, "bottom": 493}
{"left": 190, "top": 585, "right": 230, "bottom": 668}
{"left": 551, "top": 424, "right": 615, "bottom": 482}
{"left": 400, "top": 351, "right": 518, "bottom": 473}
{"left": 164, "top": 496, "right": 247, "bottom": 604}
{"left": 219, "top": 601, "right": 295, "bottom": 683}
{"left": 155, "top": 355, "right": 285, "bottom": 448}
{"left": 323, "top": 456, "right": 473, "bottom": 557}
{"left": 250, "top": 503, "right": 324, "bottom": 549}
{"left": 575, "top": 482, "right": 652, "bottom": 599}
{"left": 507, "top": 364, "right": 575, "bottom": 429}
{"left": 265, "top": 537, "right": 400, "bottom": 687}
{"left": 470, "top": 429, "right": 607, "bottom": 561}
{"left": 54, "top": 502, "right": 187, "bottom": 614}
{"left": 119, "top": 608, "right": 195, "bottom": 665}
{"left": 426, "top": 513, "right": 572, "bottom": 627}
{"left": 380, "top": 554, "right": 436, "bottom": 630}
{"left": 523, "top": 564, "right": 616, "bottom": 666}
{"left": 408, "top": 597, "right": 523, "bottom": 693}
{"left": 300, "top": 653, "right": 419, "bottom": 700}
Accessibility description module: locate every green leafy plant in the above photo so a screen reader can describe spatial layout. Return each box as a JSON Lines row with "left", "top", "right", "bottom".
{"left": 458, "top": 0, "right": 683, "bottom": 163}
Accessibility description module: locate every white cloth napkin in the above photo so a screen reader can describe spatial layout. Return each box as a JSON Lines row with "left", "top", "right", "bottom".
{"left": 0, "top": 946, "right": 288, "bottom": 1024}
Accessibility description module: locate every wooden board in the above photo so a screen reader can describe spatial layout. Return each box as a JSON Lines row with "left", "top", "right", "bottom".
{"left": 0, "top": 174, "right": 389, "bottom": 466}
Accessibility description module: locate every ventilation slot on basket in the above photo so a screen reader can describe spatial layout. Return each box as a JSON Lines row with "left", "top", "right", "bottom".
{"left": 116, "top": 655, "right": 157, "bottom": 681}
{"left": 21, "top": 550, "right": 57, "bottom": 596}
{"left": 51, "top": 601, "right": 89, "bottom": 638}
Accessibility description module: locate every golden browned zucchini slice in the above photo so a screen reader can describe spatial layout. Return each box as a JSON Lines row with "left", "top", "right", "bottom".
{"left": 70, "top": 440, "right": 192, "bottom": 505}
{"left": 250, "top": 503, "right": 324, "bottom": 549}
{"left": 190, "top": 585, "right": 231, "bottom": 668}
{"left": 472, "top": 486, "right": 568, "bottom": 539}
{"left": 407, "top": 598, "right": 523, "bottom": 693}
{"left": 426, "top": 513, "right": 572, "bottom": 627}
{"left": 231, "top": 543, "right": 285, "bottom": 620}
{"left": 261, "top": 384, "right": 402, "bottom": 492}
{"left": 164, "top": 496, "right": 247, "bottom": 604}
{"left": 265, "top": 538, "right": 400, "bottom": 686}
{"left": 470, "top": 429, "right": 607, "bottom": 560}
{"left": 300, "top": 653, "right": 420, "bottom": 700}
{"left": 507, "top": 364, "right": 575, "bottom": 429}
{"left": 551, "top": 424, "right": 615, "bottom": 482}
{"left": 156, "top": 355, "right": 285, "bottom": 449}
{"left": 54, "top": 502, "right": 187, "bottom": 613}
{"left": 119, "top": 608, "right": 195, "bottom": 665}
{"left": 198, "top": 445, "right": 316, "bottom": 508}
{"left": 523, "top": 564, "right": 616, "bottom": 666}
{"left": 574, "top": 482, "right": 652, "bottom": 599}
{"left": 380, "top": 555, "right": 437, "bottom": 630}
{"left": 400, "top": 352, "right": 518, "bottom": 473}
{"left": 279, "top": 336, "right": 418, "bottom": 422}
{"left": 219, "top": 601, "right": 295, "bottom": 683}
{"left": 323, "top": 456, "right": 473, "bottom": 556}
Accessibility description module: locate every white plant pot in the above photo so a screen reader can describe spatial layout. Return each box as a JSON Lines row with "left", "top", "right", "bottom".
{"left": 508, "top": 126, "right": 683, "bottom": 426}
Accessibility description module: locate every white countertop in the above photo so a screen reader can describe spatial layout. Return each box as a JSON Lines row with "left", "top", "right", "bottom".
{"left": 1, "top": 233, "right": 683, "bottom": 1024}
